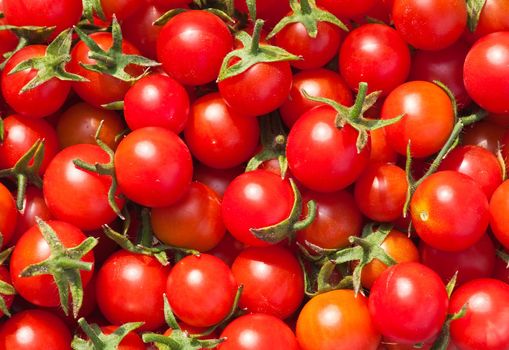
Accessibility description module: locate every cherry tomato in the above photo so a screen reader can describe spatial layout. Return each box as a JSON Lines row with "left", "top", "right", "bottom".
{"left": 297, "top": 289, "right": 381, "bottom": 350}
{"left": 166, "top": 254, "right": 237, "bottom": 328}
{"left": 0, "top": 15, "right": 18, "bottom": 65}
{"left": 96, "top": 250, "right": 170, "bottom": 331}
{"left": 317, "top": 0, "right": 376, "bottom": 19}
{"left": 369, "top": 262, "right": 448, "bottom": 344}
{"left": 462, "top": 120, "right": 506, "bottom": 155}
{"left": 489, "top": 180, "right": 509, "bottom": 251}
{"left": 234, "top": 0, "right": 290, "bottom": 29}
{"left": 114, "top": 127, "right": 193, "bottom": 208}
{"left": 208, "top": 233, "right": 245, "bottom": 267}
{"left": 193, "top": 163, "right": 243, "bottom": 199}
{"left": 101, "top": 325, "right": 145, "bottom": 350}
{"left": 411, "top": 171, "right": 489, "bottom": 252}
{"left": 11, "top": 186, "right": 51, "bottom": 245}
{"left": 122, "top": 4, "right": 163, "bottom": 59}
{"left": 100, "top": 0, "right": 143, "bottom": 20}
{"left": 467, "top": 0, "right": 509, "bottom": 42}
{"left": 369, "top": 127, "right": 399, "bottom": 164}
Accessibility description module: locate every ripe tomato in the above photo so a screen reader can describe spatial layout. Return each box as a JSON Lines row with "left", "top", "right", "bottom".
{"left": 10, "top": 220, "right": 95, "bottom": 308}
{"left": 209, "top": 233, "right": 246, "bottom": 267}
{"left": 96, "top": 250, "right": 170, "bottom": 331}
{"left": 464, "top": 32, "right": 509, "bottom": 114}
{"left": 297, "top": 289, "right": 380, "bottom": 350}
{"left": 411, "top": 171, "right": 489, "bottom": 252}
{"left": 43, "top": 144, "right": 125, "bottom": 230}
{"left": 193, "top": 163, "right": 243, "bottom": 199}
{"left": 219, "top": 313, "right": 299, "bottom": 350}
{"left": 232, "top": 246, "right": 303, "bottom": 319}
{"left": 467, "top": 0, "right": 509, "bottom": 42}
{"left": 0, "top": 309, "right": 72, "bottom": 350}
{"left": 449, "top": 279, "right": 509, "bottom": 349}
{"left": 369, "top": 127, "right": 399, "bottom": 164}
{"left": 339, "top": 24, "right": 410, "bottom": 96}
{"left": 100, "top": 0, "right": 143, "bottom": 20}
{"left": 166, "top": 254, "right": 237, "bottom": 328}
{"left": 114, "top": 127, "right": 193, "bottom": 208}
{"left": 11, "top": 186, "right": 51, "bottom": 245}
{"left": 462, "top": 120, "right": 505, "bottom": 155}
{"left": 124, "top": 74, "right": 189, "bottom": 133}
{"left": 151, "top": 182, "right": 225, "bottom": 252}
{"left": 392, "top": 0, "right": 466, "bottom": 50}
{"left": 382, "top": 81, "right": 454, "bottom": 158}
{"left": 279, "top": 68, "right": 353, "bottom": 128}
{"left": 369, "top": 262, "right": 448, "bottom": 344}
{"left": 234, "top": 0, "right": 290, "bottom": 29}
{"left": 0, "top": 15, "right": 18, "bottom": 65}
{"left": 100, "top": 325, "right": 145, "bottom": 350}
{"left": 157, "top": 10, "right": 233, "bottom": 86}
{"left": 317, "top": 0, "right": 376, "bottom": 19}
{"left": 57, "top": 102, "right": 124, "bottom": 150}
{"left": 287, "top": 105, "right": 370, "bottom": 192}
{"left": 2, "top": 46, "right": 71, "bottom": 118}
{"left": 489, "top": 180, "right": 509, "bottom": 251}
{"left": 221, "top": 170, "right": 294, "bottom": 247}
{"left": 122, "top": 4, "right": 163, "bottom": 59}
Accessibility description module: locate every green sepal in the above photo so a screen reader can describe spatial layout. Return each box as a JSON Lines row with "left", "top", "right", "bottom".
{"left": 250, "top": 179, "right": 316, "bottom": 244}
{"left": 244, "top": 0, "right": 257, "bottom": 21}
{"left": 72, "top": 318, "right": 144, "bottom": 350}
{"left": 8, "top": 28, "right": 88, "bottom": 93}
{"left": 217, "top": 19, "right": 300, "bottom": 82}
{"left": 101, "top": 100, "right": 124, "bottom": 110}
{"left": 82, "top": 0, "right": 106, "bottom": 23}
{"left": 19, "top": 218, "right": 98, "bottom": 318}
{"left": 74, "top": 16, "right": 160, "bottom": 82}
{"left": 467, "top": 0, "right": 487, "bottom": 32}
{"left": 153, "top": 8, "right": 188, "bottom": 26}
{"left": 0, "top": 278, "right": 15, "bottom": 317}
{"left": 267, "top": 0, "right": 348, "bottom": 39}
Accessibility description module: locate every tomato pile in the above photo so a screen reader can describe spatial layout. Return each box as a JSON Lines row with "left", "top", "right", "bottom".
{"left": 0, "top": 0, "right": 509, "bottom": 349}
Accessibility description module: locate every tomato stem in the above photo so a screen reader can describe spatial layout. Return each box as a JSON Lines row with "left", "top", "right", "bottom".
{"left": 250, "top": 19, "right": 264, "bottom": 54}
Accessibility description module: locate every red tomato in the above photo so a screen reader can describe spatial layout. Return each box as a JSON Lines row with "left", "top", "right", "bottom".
{"left": 101, "top": 325, "right": 145, "bottom": 350}
{"left": 0, "top": 185, "right": 17, "bottom": 247}
{"left": 2, "top": 46, "right": 71, "bottom": 118}
{"left": 467, "top": 0, "right": 509, "bottom": 42}
{"left": 114, "top": 127, "right": 193, "bottom": 208}
{"left": 43, "top": 144, "right": 125, "bottom": 230}
{"left": 297, "top": 289, "right": 380, "bottom": 350}
{"left": 221, "top": 170, "right": 294, "bottom": 247}
{"left": 122, "top": 4, "right": 163, "bottom": 59}
{"left": 232, "top": 246, "right": 303, "bottom": 319}
{"left": 392, "top": 0, "right": 467, "bottom": 50}
{"left": 369, "top": 127, "right": 399, "bottom": 164}
{"left": 11, "top": 186, "right": 50, "bottom": 245}
{"left": 0, "top": 15, "right": 18, "bottom": 65}
{"left": 193, "top": 163, "right": 243, "bottom": 199}
{"left": 339, "top": 24, "right": 410, "bottom": 96}
{"left": 449, "top": 279, "right": 509, "bottom": 349}
{"left": 411, "top": 171, "right": 489, "bottom": 252}
{"left": 464, "top": 32, "right": 509, "bottom": 114}
{"left": 369, "top": 262, "right": 448, "bottom": 344}
{"left": 489, "top": 180, "right": 509, "bottom": 251}
{"left": 100, "top": 0, "right": 143, "bottom": 20}
{"left": 10, "top": 220, "right": 94, "bottom": 308}
{"left": 96, "top": 250, "right": 170, "bottom": 331}
{"left": 184, "top": 93, "right": 259, "bottom": 169}
{"left": 462, "top": 120, "right": 506, "bottom": 155}
{"left": 287, "top": 105, "right": 370, "bottom": 192}
{"left": 157, "top": 10, "right": 233, "bottom": 86}
{"left": 208, "top": 233, "right": 246, "bottom": 267}
{"left": 234, "top": 0, "right": 290, "bottom": 29}
{"left": 382, "top": 81, "right": 455, "bottom": 158}
{"left": 219, "top": 313, "right": 299, "bottom": 350}
{"left": 0, "top": 309, "right": 72, "bottom": 350}
{"left": 166, "top": 254, "right": 237, "bottom": 328}
{"left": 317, "top": 0, "right": 376, "bottom": 19}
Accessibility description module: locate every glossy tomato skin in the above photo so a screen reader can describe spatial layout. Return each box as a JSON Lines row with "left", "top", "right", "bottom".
{"left": 219, "top": 61, "right": 293, "bottom": 117}
{"left": 167, "top": 254, "right": 237, "bottom": 328}
{"left": 354, "top": 162, "right": 407, "bottom": 222}
{"left": 339, "top": 24, "right": 410, "bottom": 96}
{"left": 392, "top": 0, "right": 467, "bottom": 51}
{"left": 0, "top": 184, "right": 17, "bottom": 247}
{"left": 369, "top": 127, "right": 399, "bottom": 164}
{"left": 317, "top": 0, "right": 376, "bottom": 19}
{"left": 420, "top": 234, "right": 496, "bottom": 286}
{"left": 464, "top": 32, "right": 509, "bottom": 114}
{"left": 279, "top": 68, "right": 353, "bottom": 128}
{"left": 467, "top": 0, "right": 509, "bottom": 41}
{"left": 3, "top": 0, "right": 82, "bottom": 36}
{"left": 10, "top": 220, "right": 94, "bottom": 308}
{"left": 234, "top": 0, "right": 290, "bottom": 29}
{"left": 11, "top": 186, "right": 51, "bottom": 245}
{"left": 2, "top": 46, "right": 71, "bottom": 118}
{"left": 184, "top": 93, "right": 259, "bottom": 169}
{"left": 43, "top": 144, "right": 125, "bottom": 230}
{"left": 232, "top": 246, "right": 303, "bottom": 319}
{"left": 438, "top": 145, "right": 502, "bottom": 199}
{"left": 68, "top": 32, "right": 144, "bottom": 107}
{"left": 489, "top": 180, "right": 509, "bottom": 251}
{"left": 221, "top": 170, "right": 294, "bottom": 247}
{"left": 100, "top": 0, "right": 143, "bottom": 20}
{"left": 157, "top": 10, "right": 233, "bottom": 86}
{"left": 297, "top": 190, "right": 363, "bottom": 250}
{"left": 151, "top": 182, "right": 225, "bottom": 252}
{"left": 382, "top": 81, "right": 455, "bottom": 158}
{"left": 124, "top": 74, "right": 189, "bottom": 133}
{"left": 287, "top": 105, "right": 370, "bottom": 192}
{"left": 0, "top": 309, "right": 72, "bottom": 350}
{"left": 462, "top": 120, "right": 505, "bottom": 155}
{"left": 219, "top": 313, "right": 299, "bottom": 350}
{"left": 297, "top": 289, "right": 380, "bottom": 350}
{"left": 122, "top": 4, "right": 163, "bottom": 59}
{"left": 274, "top": 21, "right": 343, "bottom": 70}
{"left": 411, "top": 171, "right": 489, "bottom": 252}
{"left": 449, "top": 278, "right": 509, "bottom": 349}
{"left": 114, "top": 127, "right": 193, "bottom": 208}
{"left": 369, "top": 262, "right": 448, "bottom": 344}
{"left": 96, "top": 250, "right": 170, "bottom": 331}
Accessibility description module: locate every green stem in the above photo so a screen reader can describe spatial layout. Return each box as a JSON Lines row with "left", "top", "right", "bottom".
{"left": 350, "top": 82, "right": 368, "bottom": 120}
{"left": 16, "top": 174, "right": 27, "bottom": 210}
{"left": 293, "top": 201, "right": 317, "bottom": 231}
{"left": 460, "top": 110, "right": 487, "bottom": 126}
{"left": 300, "top": 0, "right": 312, "bottom": 14}
{"left": 139, "top": 208, "right": 153, "bottom": 247}
{"left": 250, "top": 19, "right": 264, "bottom": 54}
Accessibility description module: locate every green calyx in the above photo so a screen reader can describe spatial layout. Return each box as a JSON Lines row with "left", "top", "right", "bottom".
{"left": 74, "top": 16, "right": 160, "bottom": 82}
{"left": 8, "top": 28, "right": 88, "bottom": 93}
{"left": 250, "top": 179, "right": 316, "bottom": 244}
{"left": 82, "top": 0, "right": 106, "bottom": 23}
{"left": 303, "top": 82, "right": 404, "bottom": 152}
{"left": 217, "top": 19, "right": 300, "bottom": 82}
{"left": 19, "top": 218, "right": 97, "bottom": 318}
{"left": 0, "top": 238, "right": 15, "bottom": 317}
{"left": 72, "top": 318, "right": 144, "bottom": 350}
{"left": 0, "top": 137, "right": 45, "bottom": 210}
{"left": 267, "top": 0, "right": 348, "bottom": 39}
{"left": 467, "top": 0, "right": 487, "bottom": 32}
